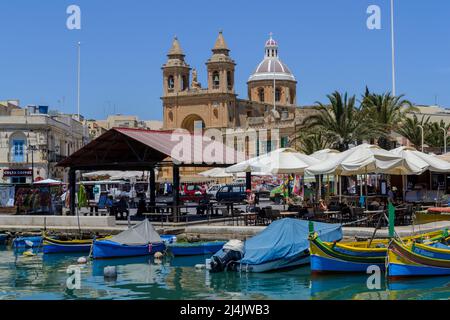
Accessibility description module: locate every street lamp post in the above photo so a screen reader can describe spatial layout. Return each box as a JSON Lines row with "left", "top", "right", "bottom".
{"left": 29, "top": 145, "right": 38, "bottom": 183}
{"left": 417, "top": 125, "right": 424, "bottom": 152}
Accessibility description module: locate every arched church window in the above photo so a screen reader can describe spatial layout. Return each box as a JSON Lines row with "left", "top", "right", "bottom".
{"left": 168, "top": 111, "right": 173, "bottom": 122}
{"left": 275, "top": 88, "right": 281, "bottom": 102}
{"left": 212, "top": 71, "right": 220, "bottom": 88}
{"left": 182, "top": 75, "right": 188, "bottom": 90}
{"left": 167, "top": 75, "right": 175, "bottom": 90}
{"left": 258, "top": 88, "right": 265, "bottom": 102}
{"left": 227, "top": 71, "right": 232, "bottom": 89}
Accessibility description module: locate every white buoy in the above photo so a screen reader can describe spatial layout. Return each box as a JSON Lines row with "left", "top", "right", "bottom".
{"left": 154, "top": 252, "right": 163, "bottom": 259}
{"left": 104, "top": 266, "right": 117, "bottom": 280}
{"left": 77, "top": 257, "right": 87, "bottom": 264}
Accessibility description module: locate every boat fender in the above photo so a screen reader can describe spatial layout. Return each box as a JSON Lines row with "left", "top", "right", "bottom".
{"left": 77, "top": 257, "right": 88, "bottom": 264}
{"left": 195, "top": 264, "right": 206, "bottom": 270}
{"left": 104, "top": 266, "right": 117, "bottom": 280}
{"left": 23, "top": 250, "right": 35, "bottom": 257}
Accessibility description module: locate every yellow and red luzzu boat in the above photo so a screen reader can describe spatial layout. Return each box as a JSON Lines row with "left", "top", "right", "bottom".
{"left": 387, "top": 237, "right": 450, "bottom": 278}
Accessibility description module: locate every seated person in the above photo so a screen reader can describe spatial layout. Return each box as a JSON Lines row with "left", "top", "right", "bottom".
{"left": 318, "top": 199, "right": 328, "bottom": 212}
{"left": 368, "top": 198, "right": 381, "bottom": 211}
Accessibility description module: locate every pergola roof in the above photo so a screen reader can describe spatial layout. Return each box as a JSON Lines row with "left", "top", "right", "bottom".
{"left": 58, "top": 128, "right": 240, "bottom": 170}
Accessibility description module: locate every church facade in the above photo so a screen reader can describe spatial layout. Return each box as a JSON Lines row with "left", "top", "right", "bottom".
{"left": 159, "top": 32, "right": 316, "bottom": 181}
{"left": 161, "top": 32, "right": 316, "bottom": 155}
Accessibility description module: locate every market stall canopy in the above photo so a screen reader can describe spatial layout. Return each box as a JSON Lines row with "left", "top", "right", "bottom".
{"left": 33, "top": 179, "right": 64, "bottom": 185}
{"left": 58, "top": 128, "right": 242, "bottom": 170}
{"left": 310, "top": 149, "right": 341, "bottom": 161}
{"left": 389, "top": 146, "right": 450, "bottom": 174}
{"left": 305, "top": 144, "right": 404, "bottom": 176}
{"left": 225, "top": 148, "right": 319, "bottom": 175}
{"left": 199, "top": 167, "right": 271, "bottom": 178}
{"left": 82, "top": 170, "right": 148, "bottom": 180}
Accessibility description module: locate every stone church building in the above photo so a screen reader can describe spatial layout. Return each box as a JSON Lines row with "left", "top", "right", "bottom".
{"left": 159, "top": 32, "right": 315, "bottom": 180}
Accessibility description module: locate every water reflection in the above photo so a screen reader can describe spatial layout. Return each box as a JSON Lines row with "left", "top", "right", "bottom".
{"left": 0, "top": 247, "right": 449, "bottom": 300}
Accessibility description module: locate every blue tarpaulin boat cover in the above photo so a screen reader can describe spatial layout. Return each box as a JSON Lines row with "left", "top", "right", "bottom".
{"left": 241, "top": 218, "right": 342, "bottom": 265}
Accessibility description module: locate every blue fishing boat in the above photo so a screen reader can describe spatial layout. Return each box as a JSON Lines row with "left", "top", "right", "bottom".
{"left": 92, "top": 219, "right": 165, "bottom": 259}
{"left": 42, "top": 235, "right": 93, "bottom": 254}
{"left": 209, "top": 219, "right": 342, "bottom": 273}
{"left": 0, "top": 234, "right": 8, "bottom": 245}
{"left": 13, "top": 236, "right": 43, "bottom": 248}
{"left": 168, "top": 241, "right": 226, "bottom": 256}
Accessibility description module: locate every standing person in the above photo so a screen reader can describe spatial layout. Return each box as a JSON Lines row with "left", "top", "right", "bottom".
{"left": 246, "top": 189, "right": 256, "bottom": 212}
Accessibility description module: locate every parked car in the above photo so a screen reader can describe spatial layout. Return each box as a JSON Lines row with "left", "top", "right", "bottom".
{"left": 216, "top": 184, "right": 247, "bottom": 203}
{"left": 206, "top": 184, "right": 224, "bottom": 200}
{"left": 180, "top": 184, "right": 207, "bottom": 202}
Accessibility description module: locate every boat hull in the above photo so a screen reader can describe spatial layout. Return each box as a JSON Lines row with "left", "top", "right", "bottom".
{"left": 43, "top": 238, "right": 93, "bottom": 254}
{"left": 239, "top": 253, "right": 310, "bottom": 273}
{"left": 13, "top": 236, "right": 43, "bottom": 248}
{"left": 0, "top": 234, "right": 7, "bottom": 245}
{"left": 309, "top": 235, "right": 386, "bottom": 273}
{"left": 169, "top": 241, "right": 226, "bottom": 256}
{"left": 387, "top": 240, "right": 450, "bottom": 278}
{"left": 92, "top": 240, "right": 165, "bottom": 259}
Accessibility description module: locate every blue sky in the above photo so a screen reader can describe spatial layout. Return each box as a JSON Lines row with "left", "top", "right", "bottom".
{"left": 1, "top": 0, "right": 449, "bottom": 121}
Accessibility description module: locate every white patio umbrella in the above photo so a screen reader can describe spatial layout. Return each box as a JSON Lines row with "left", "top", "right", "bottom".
{"left": 225, "top": 148, "right": 320, "bottom": 175}
{"left": 305, "top": 144, "right": 404, "bottom": 176}
{"left": 390, "top": 146, "right": 450, "bottom": 174}
{"left": 34, "top": 179, "right": 63, "bottom": 185}
{"left": 310, "top": 149, "right": 341, "bottom": 161}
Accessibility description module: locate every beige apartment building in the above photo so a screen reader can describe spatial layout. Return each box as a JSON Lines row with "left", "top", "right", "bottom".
{"left": 0, "top": 103, "right": 89, "bottom": 183}
{"left": 86, "top": 115, "right": 163, "bottom": 139}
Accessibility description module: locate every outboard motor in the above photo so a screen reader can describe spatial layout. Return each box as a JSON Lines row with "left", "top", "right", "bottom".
{"left": 208, "top": 240, "right": 244, "bottom": 273}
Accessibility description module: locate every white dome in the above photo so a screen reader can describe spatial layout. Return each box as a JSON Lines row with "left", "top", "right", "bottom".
{"left": 248, "top": 35, "right": 296, "bottom": 82}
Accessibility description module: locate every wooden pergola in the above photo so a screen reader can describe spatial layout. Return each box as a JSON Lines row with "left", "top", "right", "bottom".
{"left": 57, "top": 128, "right": 249, "bottom": 216}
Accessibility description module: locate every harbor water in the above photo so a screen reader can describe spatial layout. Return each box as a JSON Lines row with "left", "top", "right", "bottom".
{"left": 0, "top": 247, "right": 449, "bottom": 300}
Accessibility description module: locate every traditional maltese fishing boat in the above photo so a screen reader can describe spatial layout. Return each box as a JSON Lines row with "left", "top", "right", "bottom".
{"left": 92, "top": 219, "right": 165, "bottom": 259}
{"left": 43, "top": 236, "right": 94, "bottom": 254}
{"left": 309, "top": 230, "right": 447, "bottom": 273}
{"left": 387, "top": 237, "right": 450, "bottom": 278}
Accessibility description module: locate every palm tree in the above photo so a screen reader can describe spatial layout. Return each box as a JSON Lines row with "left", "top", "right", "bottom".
{"left": 290, "top": 129, "right": 333, "bottom": 155}
{"left": 425, "top": 120, "right": 450, "bottom": 150}
{"left": 302, "top": 91, "right": 375, "bottom": 151}
{"left": 396, "top": 114, "right": 430, "bottom": 149}
{"left": 361, "top": 91, "right": 416, "bottom": 149}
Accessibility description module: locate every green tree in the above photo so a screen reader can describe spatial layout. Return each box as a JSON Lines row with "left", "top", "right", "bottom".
{"left": 290, "top": 129, "right": 333, "bottom": 155}
{"left": 396, "top": 114, "right": 430, "bottom": 149}
{"left": 361, "top": 91, "right": 415, "bottom": 149}
{"left": 301, "top": 91, "right": 374, "bottom": 151}
{"left": 425, "top": 120, "right": 450, "bottom": 149}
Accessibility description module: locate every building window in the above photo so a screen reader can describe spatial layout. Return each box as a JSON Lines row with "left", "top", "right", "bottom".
{"left": 227, "top": 71, "right": 232, "bottom": 89}
{"left": 167, "top": 75, "right": 175, "bottom": 90}
{"left": 12, "top": 140, "right": 25, "bottom": 162}
{"left": 182, "top": 75, "right": 188, "bottom": 90}
{"left": 258, "top": 88, "right": 265, "bottom": 102}
{"left": 275, "top": 88, "right": 281, "bottom": 102}
{"left": 11, "top": 177, "right": 26, "bottom": 184}
{"left": 212, "top": 71, "right": 220, "bottom": 88}
{"left": 281, "top": 136, "right": 289, "bottom": 148}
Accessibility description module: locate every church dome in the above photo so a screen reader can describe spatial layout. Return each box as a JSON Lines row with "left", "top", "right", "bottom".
{"left": 248, "top": 34, "right": 296, "bottom": 82}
